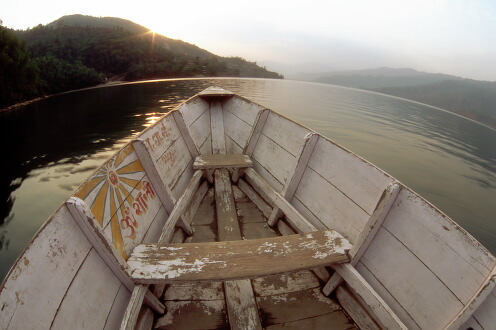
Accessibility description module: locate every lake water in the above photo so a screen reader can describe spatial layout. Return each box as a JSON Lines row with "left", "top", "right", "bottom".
{"left": 1, "top": 78, "right": 495, "bottom": 281}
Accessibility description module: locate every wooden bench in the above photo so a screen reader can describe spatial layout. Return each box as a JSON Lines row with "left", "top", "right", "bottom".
{"left": 127, "top": 230, "right": 351, "bottom": 284}
{"left": 193, "top": 154, "right": 253, "bottom": 183}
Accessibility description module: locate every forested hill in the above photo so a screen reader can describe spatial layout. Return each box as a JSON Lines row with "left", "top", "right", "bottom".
{"left": 1, "top": 15, "right": 282, "bottom": 108}
{"left": 310, "top": 68, "right": 496, "bottom": 129}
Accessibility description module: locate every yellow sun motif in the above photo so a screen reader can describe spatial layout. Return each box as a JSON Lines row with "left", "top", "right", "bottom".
{"left": 74, "top": 144, "right": 146, "bottom": 259}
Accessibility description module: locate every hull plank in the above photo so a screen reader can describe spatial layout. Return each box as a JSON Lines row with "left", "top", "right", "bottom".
{"left": 262, "top": 112, "right": 312, "bottom": 158}
{"left": 359, "top": 228, "right": 464, "bottom": 329}
{"left": 223, "top": 96, "right": 263, "bottom": 128}
{"left": 187, "top": 107, "right": 211, "bottom": 153}
{"left": 0, "top": 206, "right": 92, "bottom": 329}
{"left": 225, "top": 134, "right": 244, "bottom": 154}
{"left": 223, "top": 108, "right": 252, "bottom": 151}
{"left": 294, "top": 167, "right": 367, "bottom": 243}
{"left": 177, "top": 97, "right": 210, "bottom": 131}
{"left": 104, "top": 284, "right": 132, "bottom": 330}
{"left": 308, "top": 137, "right": 394, "bottom": 215}
{"left": 384, "top": 194, "right": 488, "bottom": 304}
{"left": 155, "top": 136, "right": 193, "bottom": 194}
{"left": 469, "top": 285, "right": 496, "bottom": 329}
{"left": 252, "top": 133, "right": 295, "bottom": 188}
{"left": 199, "top": 132, "right": 213, "bottom": 155}
{"left": 384, "top": 189, "right": 493, "bottom": 303}
{"left": 51, "top": 248, "right": 122, "bottom": 329}
{"left": 170, "top": 158, "right": 195, "bottom": 200}
{"left": 138, "top": 114, "right": 181, "bottom": 163}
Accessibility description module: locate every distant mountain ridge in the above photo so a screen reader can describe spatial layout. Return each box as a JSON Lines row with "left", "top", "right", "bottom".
{"left": 301, "top": 67, "right": 495, "bottom": 129}
{"left": 311, "top": 67, "right": 463, "bottom": 89}
{"left": 48, "top": 15, "right": 149, "bottom": 34}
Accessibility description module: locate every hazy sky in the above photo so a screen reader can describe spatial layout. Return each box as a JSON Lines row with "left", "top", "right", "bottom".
{"left": 2, "top": 0, "right": 495, "bottom": 80}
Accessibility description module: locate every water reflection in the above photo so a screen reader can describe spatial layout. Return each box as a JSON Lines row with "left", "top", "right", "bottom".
{"left": 1, "top": 78, "right": 495, "bottom": 281}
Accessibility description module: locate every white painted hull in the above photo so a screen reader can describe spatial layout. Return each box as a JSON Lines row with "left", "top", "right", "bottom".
{"left": 1, "top": 87, "right": 494, "bottom": 329}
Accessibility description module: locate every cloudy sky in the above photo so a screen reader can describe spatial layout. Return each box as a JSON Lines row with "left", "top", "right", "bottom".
{"left": 2, "top": 0, "right": 495, "bottom": 80}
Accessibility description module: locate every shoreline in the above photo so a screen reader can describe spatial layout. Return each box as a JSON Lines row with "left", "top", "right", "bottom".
{"left": 0, "top": 96, "right": 49, "bottom": 112}
{"left": 1, "top": 79, "right": 495, "bottom": 132}
{"left": 0, "top": 81, "right": 128, "bottom": 113}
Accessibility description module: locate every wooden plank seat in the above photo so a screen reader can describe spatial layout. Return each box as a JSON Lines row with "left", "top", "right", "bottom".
{"left": 127, "top": 230, "right": 352, "bottom": 284}
{"left": 193, "top": 154, "right": 253, "bottom": 169}
{"left": 193, "top": 154, "right": 253, "bottom": 182}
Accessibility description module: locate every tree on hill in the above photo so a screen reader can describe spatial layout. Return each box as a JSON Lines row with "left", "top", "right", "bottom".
{"left": 1, "top": 15, "right": 283, "bottom": 108}
{"left": 0, "top": 26, "right": 40, "bottom": 107}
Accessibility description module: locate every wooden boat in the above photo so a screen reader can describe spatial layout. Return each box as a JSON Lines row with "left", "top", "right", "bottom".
{"left": 1, "top": 86, "right": 495, "bottom": 329}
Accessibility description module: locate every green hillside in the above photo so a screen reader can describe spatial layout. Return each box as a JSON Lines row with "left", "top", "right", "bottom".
{"left": 1, "top": 15, "right": 282, "bottom": 108}
{"left": 48, "top": 15, "right": 215, "bottom": 60}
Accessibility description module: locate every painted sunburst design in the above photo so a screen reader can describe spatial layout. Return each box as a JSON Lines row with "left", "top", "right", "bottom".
{"left": 74, "top": 144, "right": 150, "bottom": 259}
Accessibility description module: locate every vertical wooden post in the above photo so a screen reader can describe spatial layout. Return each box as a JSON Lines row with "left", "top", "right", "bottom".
{"left": 323, "top": 183, "right": 402, "bottom": 295}
{"left": 243, "top": 109, "right": 269, "bottom": 156}
{"left": 172, "top": 110, "right": 200, "bottom": 157}
{"left": 132, "top": 139, "right": 193, "bottom": 236}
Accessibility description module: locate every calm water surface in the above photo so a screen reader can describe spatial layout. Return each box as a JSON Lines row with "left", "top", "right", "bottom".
{"left": 1, "top": 78, "right": 495, "bottom": 281}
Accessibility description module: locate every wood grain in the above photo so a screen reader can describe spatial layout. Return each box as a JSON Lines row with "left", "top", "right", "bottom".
{"left": 128, "top": 230, "right": 351, "bottom": 284}
{"left": 223, "top": 95, "right": 263, "bottom": 126}
{"left": 194, "top": 154, "right": 253, "bottom": 169}
{"left": 210, "top": 101, "right": 226, "bottom": 154}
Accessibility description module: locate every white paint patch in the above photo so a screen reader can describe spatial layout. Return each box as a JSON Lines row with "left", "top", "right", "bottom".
{"left": 313, "top": 251, "right": 332, "bottom": 259}
{"left": 162, "top": 246, "right": 184, "bottom": 251}
{"left": 300, "top": 240, "right": 320, "bottom": 250}
{"left": 156, "top": 257, "right": 227, "bottom": 279}
{"left": 258, "top": 241, "right": 277, "bottom": 254}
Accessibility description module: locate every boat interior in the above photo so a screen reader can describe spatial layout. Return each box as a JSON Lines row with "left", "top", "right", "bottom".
{"left": 1, "top": 87, "right": 495, "bottom": 330}
{"left": 144, "top": 165, "right": 357, "bottom": 329}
